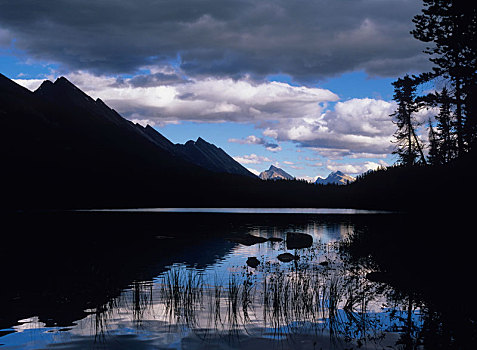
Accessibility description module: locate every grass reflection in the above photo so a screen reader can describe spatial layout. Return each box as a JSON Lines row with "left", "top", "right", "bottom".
{"left": 86, "top": 240, "right": 427, "bottom": 349}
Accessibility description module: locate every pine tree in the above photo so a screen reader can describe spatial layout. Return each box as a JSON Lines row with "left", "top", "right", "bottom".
{"left": 435, "top": 87, "right": 457, "bottom": 162}
{"left": 391, "top": 75, "right": 427, "bottom": 166}
{"left": 412, "top": 0, "right": 477, "bottom": 154}
{"left": 427, "top": 119, "right": 441, "bottom": 165}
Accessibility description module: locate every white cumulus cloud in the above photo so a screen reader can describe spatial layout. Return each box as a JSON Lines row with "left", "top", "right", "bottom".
{"left": 326, "top": 160, "right": 388, "bottom": 175}
{"left": 233, "top": 154, "right": 272, "bottom": 165}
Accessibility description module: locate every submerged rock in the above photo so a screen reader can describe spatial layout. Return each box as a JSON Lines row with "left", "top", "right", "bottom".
{"left": 286, "top": 232, "right": 313, "bottom": 249}
{"left": 246, "top": 257, "right": 260, "bottom": 268}
{"left": 228, "top": 234, "right": 268, "bottom": 246}
{"left": 277, "top": 252, "right": 299, "bottom": 262}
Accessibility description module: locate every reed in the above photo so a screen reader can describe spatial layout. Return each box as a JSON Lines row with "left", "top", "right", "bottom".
{"left": 122, "top": 241, "right": 420, "bottom": 347}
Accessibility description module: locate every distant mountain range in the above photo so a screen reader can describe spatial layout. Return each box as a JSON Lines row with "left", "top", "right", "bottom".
{"left": 258, "top": 166, "right": 355, "bottom": 185}
{"left": 315, "top": 171, "right": 355, "bottom": 185}
{"left": 259, "top": 165, "right": 294, "bottom": 180}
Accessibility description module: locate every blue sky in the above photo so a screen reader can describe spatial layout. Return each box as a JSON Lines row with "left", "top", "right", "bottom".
{"left": 0, "top": 0, "right": 432, "bottom": 180}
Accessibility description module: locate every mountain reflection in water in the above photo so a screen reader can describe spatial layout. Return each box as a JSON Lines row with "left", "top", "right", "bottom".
{"left": 0, "top": 211, "right": 474, "bottom": 349}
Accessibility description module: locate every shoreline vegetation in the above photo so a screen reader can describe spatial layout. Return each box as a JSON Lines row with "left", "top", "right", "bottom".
{"left": 2, "top": 152, "right": 475, "bottom": 213}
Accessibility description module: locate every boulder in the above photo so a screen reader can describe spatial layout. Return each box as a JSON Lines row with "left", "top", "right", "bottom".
{"left": 228, "top": 234, "right": 268, "bottom": 246}
{"left": 246, "top": 257, "right": 260, "bottom": 268}
{"left": 286, "top": 232, "right": 313, "bottom": 249}
{"left": 277, "top": 252, "right": 299, "bottom": 262}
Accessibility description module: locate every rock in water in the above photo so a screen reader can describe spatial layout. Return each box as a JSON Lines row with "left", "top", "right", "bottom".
{"left": 246, "top": 257, "right": 260, "bottom": 268}
{"left": 229, "top": 234, "right": 268, "bottom": 246}
{"left": 286, "top": 232, "right": 313, "bottom": 249}
{"left": 277, "top": 253, "right": 299, "bottom": 262}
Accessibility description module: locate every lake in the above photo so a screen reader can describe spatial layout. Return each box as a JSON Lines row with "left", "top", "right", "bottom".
{"left": 0, "top": 209, "right": 474, "bottom": 349}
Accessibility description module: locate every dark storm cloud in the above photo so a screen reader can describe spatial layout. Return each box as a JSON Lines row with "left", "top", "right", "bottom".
{"left": 0, "top": 0, "right": 429, "bottom": 81}
{"left": 126, "top": 72, "right": 187, "bottom": 87}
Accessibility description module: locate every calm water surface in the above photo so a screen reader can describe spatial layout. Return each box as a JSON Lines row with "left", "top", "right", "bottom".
{"left": 84, "top": 208, "right": 393, "bottom": 214}
{"left": 0, "top": 210, "right": 472, "bottom": 349}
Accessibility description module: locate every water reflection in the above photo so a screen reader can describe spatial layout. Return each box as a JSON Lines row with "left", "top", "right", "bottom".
{"left": 0, "top": 212, "right": 473, "bottom": 349}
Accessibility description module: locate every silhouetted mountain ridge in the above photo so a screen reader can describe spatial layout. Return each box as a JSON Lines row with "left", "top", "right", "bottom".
{"left": 6, "top": 75, "right": 255, "bottom": 176}
{"left": 136, "top": 123, "right": 255, "bottom": 177}
{"left": 0, "top": 74, "right": 258, "bottom": 208}
{"left": 178, "top": 137, "right": 255, "bottom": 177}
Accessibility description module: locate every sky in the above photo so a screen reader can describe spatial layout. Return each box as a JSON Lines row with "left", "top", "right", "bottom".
{"left": 0, "top": 0, "right": 435, "bottom": 181}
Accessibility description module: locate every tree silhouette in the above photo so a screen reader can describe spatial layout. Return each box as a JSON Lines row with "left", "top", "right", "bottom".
{"left": 427, "top": 118, "right": 441, "bottom": 165}
{"left": 412, "top": 0, "right": 477, "bottom": 154}
{"left": 426, "top": 86, "right": 457, "bottom": 165}
{"left": 391, "top": 75, "right": 427, "bottom": 166}
{"left": 435, "top": 87, "right": 457, "bottom": 163}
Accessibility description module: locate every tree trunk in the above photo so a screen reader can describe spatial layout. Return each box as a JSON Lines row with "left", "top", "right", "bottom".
{"left": 411, "top": 125, "right": 427, "bottom": 165}
{"left": 455, "top": 81, "right": 464, "bottom": 156}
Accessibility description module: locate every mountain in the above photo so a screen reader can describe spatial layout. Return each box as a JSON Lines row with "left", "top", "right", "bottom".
{"left": 0, "top": 73, "right": 257, "bottom": 208}
{"left": 315, "top": 171, "right": 355, "bottom": 185}
{"left": 35, "top": 77, "right": 254, "bottom": 178}
{"left": 179, "top": 137, "right": 256, "bottom": 177}
{"left": 2, "top": 74, "right": 254, "bottom": 177}
{"left": 136, "top": 123, "right": 255, "bottom": 177}
{"left": 259, "top": 165, "right": 294, "bottom": 180}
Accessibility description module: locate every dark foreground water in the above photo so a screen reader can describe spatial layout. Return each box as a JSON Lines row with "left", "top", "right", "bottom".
{"left": 0, "top": 210, "right": 475, "bottom": 349}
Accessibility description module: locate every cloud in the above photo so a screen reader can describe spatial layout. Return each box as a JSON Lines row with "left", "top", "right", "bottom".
{"left": 0, "top": 0, "right": 430, "bottom": 81}
{"left": 233, "top": 154, "right": 272, "bottom": 165}
{"left": 296, "top": 175, "right": 319, "bottom": 183}
{"left": 326, "top": 160, "right": 388, "bottom": 175}
{"left": 246, "top": 167, "right": 261, "bottom": 176}
{"left": 306, "top": 162, "right": 324, "bottom": 168}
{"left": 324, "top": 98, "right": 396, "bottom": 137}
{"left": 15, "top": 71, "right": 338, "bottom": 127}
{"left": 123, "top": 72, "right": 187, "bottom": 88}
{"left": 130, "top": 118, "right": 156, "bottom": 127}
{"left": 228, "top": 135, "right": 281, "bottom": 152}
{"left": 229, "top": 135, "right": 263, "bottom": 145}
{"left": 265, "top": 98, "right": 398, "bottom": 158}
{"left": 13, "top": 78, "right": 44, "bottom": 91}
{"left": 0, "top": 27, "right": 11, "bottom": 46}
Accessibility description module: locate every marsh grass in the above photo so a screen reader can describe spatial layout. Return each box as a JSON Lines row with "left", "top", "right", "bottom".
{"left": 85, "top": 240, "right": 423, "bottom": 348}
{"left": 158, "top": 266, "right": 204, "bottom": 327}
{"left": 149, "top": 248, "right": 409, "bottom": 346}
